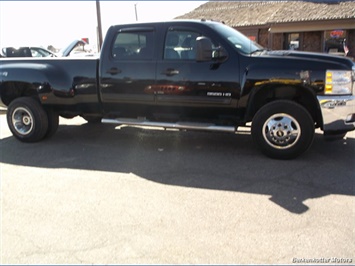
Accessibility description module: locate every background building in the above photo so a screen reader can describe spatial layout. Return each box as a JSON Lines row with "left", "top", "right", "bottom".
{"left": 176, "top": 0, "right": 355, "bottom": 57}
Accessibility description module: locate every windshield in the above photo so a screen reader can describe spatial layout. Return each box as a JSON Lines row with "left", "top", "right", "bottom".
{"left": 210, "top": 23, "right": 264, "bottom": 54}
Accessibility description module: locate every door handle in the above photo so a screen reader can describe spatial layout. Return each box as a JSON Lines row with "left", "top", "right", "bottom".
{"left": 161, "top": 68, "right": 179, "bottom": 76}
{"left": 106, "top": 68, "right": 122, "bottom": 75}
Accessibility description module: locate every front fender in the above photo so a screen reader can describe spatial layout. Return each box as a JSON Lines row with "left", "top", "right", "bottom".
{"left": 239, "top": 61, "right": 323, "bottom": 125}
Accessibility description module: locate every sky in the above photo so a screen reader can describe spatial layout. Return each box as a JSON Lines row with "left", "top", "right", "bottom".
{"left": 0, "top": 1, "right": 206, "bottom": 50}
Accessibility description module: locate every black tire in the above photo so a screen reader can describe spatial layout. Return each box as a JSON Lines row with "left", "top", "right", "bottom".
{"left": 44, "top": 108, "right": 59, "bottom": 139}
{"left": 251, "top": 100, "right": 315, "bottom": 159}
{"left": 6, "top": 97, "right": 49, "bottom": 142}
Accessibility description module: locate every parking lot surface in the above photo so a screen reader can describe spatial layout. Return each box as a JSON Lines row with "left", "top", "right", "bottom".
{"left": 1, "top": 111, "right": 354, "bottom": 264}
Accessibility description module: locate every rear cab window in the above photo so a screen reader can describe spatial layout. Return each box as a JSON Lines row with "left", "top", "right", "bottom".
{"left": 111, "top": 28, "right": 155, "bottom": 60}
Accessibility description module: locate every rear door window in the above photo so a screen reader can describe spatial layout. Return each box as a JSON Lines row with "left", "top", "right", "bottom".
{"left": 112, "top": 30, "right": 154, "bottom": 60}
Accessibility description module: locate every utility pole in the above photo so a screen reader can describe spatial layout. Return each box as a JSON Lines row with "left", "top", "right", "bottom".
{"left": 96, "top": 0, "right": 103, "bottom": 52}
{"left": 134, "top": 3, "right": 138, "bottom": 21}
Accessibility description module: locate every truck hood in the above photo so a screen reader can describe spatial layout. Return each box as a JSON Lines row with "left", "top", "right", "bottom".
{"left": 264, "top": 50, "right": 354, "bottom": 69}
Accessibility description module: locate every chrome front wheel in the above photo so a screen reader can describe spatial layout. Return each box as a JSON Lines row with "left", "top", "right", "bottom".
{"left": 252, "top": 100, "right": 315, "bottom": 159}
{"left": 262, "top": 113, "right": 301, "bottom": 149}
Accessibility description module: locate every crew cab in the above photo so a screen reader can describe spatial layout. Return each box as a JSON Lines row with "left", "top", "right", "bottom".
{"left": 0, "top": 20, "right": 354, "bottom": 159}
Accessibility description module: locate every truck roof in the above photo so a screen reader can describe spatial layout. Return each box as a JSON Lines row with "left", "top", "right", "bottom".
{"left": 110, "top": 19, "right": 225, "bottom": 27}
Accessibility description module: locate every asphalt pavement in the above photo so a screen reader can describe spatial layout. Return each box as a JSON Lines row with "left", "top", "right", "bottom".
{"left": 1, "top": 111, "right": 354, "bottom": 264}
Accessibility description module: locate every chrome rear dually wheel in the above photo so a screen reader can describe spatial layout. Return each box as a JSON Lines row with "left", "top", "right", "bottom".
{"left": 7, "top": 97, "right": 49, "bottom": 142}
{"left": 11, "top": 106, "right": 34, "bottom": 136}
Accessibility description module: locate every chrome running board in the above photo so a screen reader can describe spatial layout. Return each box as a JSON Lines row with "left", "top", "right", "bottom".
{"left": 102, "top": 118, "right": 236, "bottom": 133}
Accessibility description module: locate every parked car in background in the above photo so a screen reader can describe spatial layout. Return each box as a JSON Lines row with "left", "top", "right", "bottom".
{"left": 1, "top": 40, "right": 96, "bottom": 58}
{"left": 57, "top": 39, "right": 96, "bottom": 57}
{"left": 1, "top": 46, "right": 57, "bottom": 57}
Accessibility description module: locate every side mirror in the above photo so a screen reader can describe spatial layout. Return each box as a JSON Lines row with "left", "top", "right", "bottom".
{"left": 213, "top": 47, "right": 228, "bottom": 61}
{"left": 196, "top": 36, "right": 213, "bottom": 62}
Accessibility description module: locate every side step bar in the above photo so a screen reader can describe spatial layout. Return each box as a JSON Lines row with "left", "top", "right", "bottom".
{"left": 102, "top": 118, "right": 236, "bottom": 133}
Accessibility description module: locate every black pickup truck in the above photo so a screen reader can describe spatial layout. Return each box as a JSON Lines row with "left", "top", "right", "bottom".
{"left": 1, "top": 20, "right": 354, "bottom": 159}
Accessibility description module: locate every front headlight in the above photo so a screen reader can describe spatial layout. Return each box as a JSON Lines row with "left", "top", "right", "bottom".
{"left": 325, "top": 70, "right": 352, "bottom": 95}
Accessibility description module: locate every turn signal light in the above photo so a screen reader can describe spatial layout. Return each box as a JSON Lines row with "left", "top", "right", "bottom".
{"left": 325, "top": 70, "right": 352, "bottom": 95}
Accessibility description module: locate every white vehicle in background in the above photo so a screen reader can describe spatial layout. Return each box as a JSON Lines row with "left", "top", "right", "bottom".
{"left": 1, "top": 46, "right": 57, "bottom": 57}
{"left": 57, "top": 39, "right": 97, "bottom": 57}
{"left": 1, "top": 39, "right": 97, "bottom": 58}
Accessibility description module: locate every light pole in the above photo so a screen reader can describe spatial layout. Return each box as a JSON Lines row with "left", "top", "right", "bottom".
{"left": 96, "top": 0, "right": 103, "bottom": 52}
{"left": 134, "top": 3, "right": 138, "bottom": 21}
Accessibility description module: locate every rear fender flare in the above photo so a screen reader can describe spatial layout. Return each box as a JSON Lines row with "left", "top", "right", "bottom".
{"left": 0, "top": 63, "right": 72, "bottom": 105}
